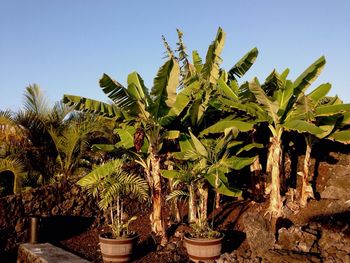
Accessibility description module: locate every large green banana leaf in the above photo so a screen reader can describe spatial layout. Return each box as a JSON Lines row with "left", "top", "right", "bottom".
{"left": 63, "top": 95, "right": 122, "bottom": 118}
{"left": 91, "top": 144, "right": 118, "bottom": 152}
{"left": 99, "top": 74, "right": 133, "bottom": 108}
{"left": 204, "top": 172, "right": 242, "bottom": 197}
{"left": 316, "top": 103, "right": 350, "bottom": 116}
{"left": 283, "top": 120, "right": 324, "bottom": 135}
{"left": 328, "top": 130, "right": 350, "bottom": 144}
{"left": 228, "top": 47, "right": 258, "bottom": 80}
{"left": 277, "top": 80, "right": 294, "bottom": 115}
{"left": 293, "top": 56, "right": 326, "bottom": 96}
{"left": 114, "top": 126, "right": 136, "bottom": 149}
{"left": 159, "top": 80, "right": 198, "bottom": 126}
{"left": 127, "top": 72, "right": 149, "bottom": 102}
{"left": 236, "top": 143, "right": 264, "bottom": 155}
{"left": 248, "top": 78, "right": 279, "bottom": 124}
{"left": 192, "top": 50, "right": 203, "bottom": 72}
{"left": 308, "top": 83, "right": 331, "bottom": 103}
{"left": 200, "top": 120, "right": 254, "bottom": 136}
{"left": 160, "top": 170, "right": 180, "bottom": 179}
{"left": 202, "top": 27, "right": 225, "bottom": 84}
{"left": 189, "top": 131, "right": 208, "bottom": 158}
{"left": 226, "top": 156, "right": 257, "bottom": 170}
{"left": 216, "top": 97, "right": 268, "bottom": 121}
{"left": 285, "top": 94, "right": 315, "bottom": 122}
{"left": 149, "top": 59, "right": 180, "bottom": 119}
{"left": 217, "top": 78, "right": 239, "bottom": 100}
{"left": 340, "top": 112, "right": 350, "bottom": 125}
{"left": 161, "top": 130, "right": 180, "bottom": 140}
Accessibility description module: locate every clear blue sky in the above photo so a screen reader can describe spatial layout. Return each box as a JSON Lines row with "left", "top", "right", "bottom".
{"left": 1, "top": 0, "right": 349, "bottom": 110}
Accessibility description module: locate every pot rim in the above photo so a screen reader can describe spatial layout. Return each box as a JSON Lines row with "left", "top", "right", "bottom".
{"left": 99, "top": 232, "right": 139, "bottom": 241}
{"left": 184, "top": 232, "right": 224, "bottom": 241}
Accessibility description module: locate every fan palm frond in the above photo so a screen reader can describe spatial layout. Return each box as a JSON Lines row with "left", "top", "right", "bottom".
{"left": 77, "top": 159, "right": 149, "bottom": 210}
{"left": 23, "top": 84, "right": 51, "bottom": 116}
{"left": 166, "top": 190, "right": 189, "bottom": 202}
{"left": 0, "top": 157, "right": 27, "bottom": 194}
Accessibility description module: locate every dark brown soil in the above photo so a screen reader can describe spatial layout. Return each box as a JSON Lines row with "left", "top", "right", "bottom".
{"left": 55, "top": 210, "right": 189, "bottom": 262}
{"left": 54, "top": 197, "right": 349, "bottom": 262}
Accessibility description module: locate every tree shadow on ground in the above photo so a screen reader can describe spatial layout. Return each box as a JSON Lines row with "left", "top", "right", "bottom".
{"left": 221, "top": 229, "right": 246, "bottom": 254}
{"left": 308, "top": 211, "right": 350, "bottom": 236}
{"left": 39, "top": 215, "right": 95, "bottom": 242}
{"left": 133, "top": 235, "right": 157, "bottom": 260}
{"left": 209, "top": 200, "right": 251, "bottom": 254}
{"left": 0, "top": 250, "right": 17, "bottom": 263}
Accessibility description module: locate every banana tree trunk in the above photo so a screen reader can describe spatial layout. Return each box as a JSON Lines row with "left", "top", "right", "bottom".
{"left": 198, "top": 183, "right": 208, "bottom": 224}
{"left": 169, "top": 178, "right": 181, "bottom": 223}
{"left": 215, "top": 171, "right": 220, "bottom": 209}
{"left": 166, "top": 154, "right": 181, "bottom": 223}
{"left": 268, "top": 136, "right": 282, "bottom": 218}
{"left": 250, "top": 156, "right": 263, "bottom": 201}
{"left": 215, "top": 192, "right": 220, "bottom": 209}
{"left": 300, "top": 136, "right": 313, "bottom": 207}
{"left": 149, "top": 151, "right": 166, "bottom": 240}
{"left": 188, "top": 184, "right": 197, "bottom": 224}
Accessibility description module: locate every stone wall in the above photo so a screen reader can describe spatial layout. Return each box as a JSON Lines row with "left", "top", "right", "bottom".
{"left": 0, "top": 180, "right": 101, "bottom": 255}
{"left": 219, "top": 149, "right": 350, "bottom": 263}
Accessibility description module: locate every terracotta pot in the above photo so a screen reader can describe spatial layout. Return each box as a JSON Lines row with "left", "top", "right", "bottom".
{"left": 184, "top": 232, "right": 224, "bottom": 262}
{"left": 99, "top": 233, "right": 138, "bottom": 263}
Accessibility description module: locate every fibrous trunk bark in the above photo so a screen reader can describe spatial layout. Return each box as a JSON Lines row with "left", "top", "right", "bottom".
{"left": 215, "top": 171, "right": 220, "bottom": 209}
{"left": 166, "top": 154, "right": 181, "bottom": 223}
{"left": 268, "top": 136, "right": 282, "bottom": 219}
{"left": 149, "top": 151, "right": 166, "bottom": 241}
{"left": 188, "top": 184, "right": 197, "bottom": 224}
{"left": 300, "top": 137, "right": 313, "bottom": 207}
{"left": 198, "top": 183, "right": 208, "bottom": 224}
{"left": 215, "top": 192, "right": 220, "bottom": 209}
{"left": 250, "top": 156, "right": 263, "bottom": 201}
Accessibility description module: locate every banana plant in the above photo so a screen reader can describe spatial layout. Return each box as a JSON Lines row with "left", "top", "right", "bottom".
{"left": 175, "top": 27, "right": 259, "bottom": 133}
{"left": 162, "top": 130, "right": 257, "bottom": 236}
{"left": 63, "top": 56, "right": 187, "bottom": 241}
{"left": 216, "top": 56, "right": 333, "bottom": 219}
{"left": 247, "top": 57, "right": 350, "bottom": 219}
{"left": 297, "top": 92, "right": 350, "bottom": 207}
{"left": 63, "top": 27, "right": 259, "bottom": 240}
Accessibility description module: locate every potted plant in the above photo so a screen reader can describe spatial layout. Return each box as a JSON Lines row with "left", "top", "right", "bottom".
{"left": 162, "top": 130, "right": 258, "bottom": 262}
{"left": 77, "top": 158, "right": 149, "bottom": 263}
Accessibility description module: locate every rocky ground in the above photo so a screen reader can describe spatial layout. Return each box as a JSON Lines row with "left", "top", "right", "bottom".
{"left": 3, "top": 146, "right": 350, "bottom": 262}
{"left": 54, "top": 199, "right": 349, "bottom": 262}
{"left": 54, "top": 164, "right": 350, "bottom": 262}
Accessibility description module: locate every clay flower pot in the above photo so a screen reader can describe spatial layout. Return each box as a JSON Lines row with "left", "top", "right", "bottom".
{"left": 99, "top": 233, "right": 138, "bottom": 263}
{"left": 184, "top": 232, "right": 224, "bottom": 262}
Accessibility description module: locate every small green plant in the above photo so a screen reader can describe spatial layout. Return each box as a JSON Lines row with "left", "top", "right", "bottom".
{"left": 77, "top": 159, "right": 148, "bottom": 238}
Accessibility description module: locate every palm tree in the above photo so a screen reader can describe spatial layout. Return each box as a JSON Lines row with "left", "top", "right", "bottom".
{"left": 48, "top": 113, "right": 115, "bottom": 180}
{"left": 1, "top": 85, "right": 110, "bottom": 194}
{"left": 77, "top": 159, "right": 149, "bottom": 238}
{"left": 0, "top": 157, "right": 26, "bottom": 195}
